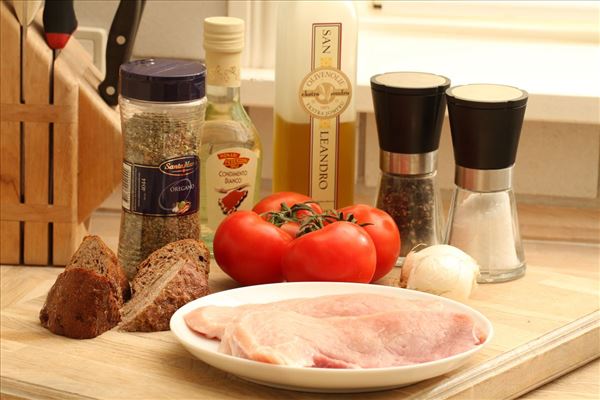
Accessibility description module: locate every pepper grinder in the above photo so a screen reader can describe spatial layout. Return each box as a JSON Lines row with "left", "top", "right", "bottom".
{"left": 370, "top": 72, "right": 450, "bottom": 265}
{"left": 444, "top": 84, "right": 528, "bottom": 283}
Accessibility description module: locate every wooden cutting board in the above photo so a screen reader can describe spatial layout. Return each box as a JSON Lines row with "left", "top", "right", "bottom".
{"left": 1, "top": 226, "right": 599, "bottom": 399}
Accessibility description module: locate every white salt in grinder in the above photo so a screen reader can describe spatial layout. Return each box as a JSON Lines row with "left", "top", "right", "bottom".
{"left": 444, "top": 84, "right": 528, "bottom": 283}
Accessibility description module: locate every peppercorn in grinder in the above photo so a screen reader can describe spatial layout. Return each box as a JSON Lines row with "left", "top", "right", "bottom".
{"left": 370, "top": 72, "right": 451, "bottom": 265}
{"left": 444, "top": 84, "right": 528, "bottom": 283}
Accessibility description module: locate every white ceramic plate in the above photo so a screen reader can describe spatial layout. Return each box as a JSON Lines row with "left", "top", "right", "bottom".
{"left": 170, "top": 282, "right": 493, "bottom": 393}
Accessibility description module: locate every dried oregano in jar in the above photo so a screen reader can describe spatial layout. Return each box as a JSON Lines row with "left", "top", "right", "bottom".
{"left": 118, "top": 59, "right": 207, "bottom": 278}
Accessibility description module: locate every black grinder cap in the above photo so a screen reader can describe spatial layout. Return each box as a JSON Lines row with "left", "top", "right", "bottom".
{"left": 446, "top": 84, "right": 528, "bottom": 170}
{"left": 370, "top": 72, "right": 450, "bottom": 154}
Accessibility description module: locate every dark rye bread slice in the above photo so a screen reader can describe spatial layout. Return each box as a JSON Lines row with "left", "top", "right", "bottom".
{"left": 67, "top": 235, "right": 131, "bottom": 301}
{"left": 39, "top": 235, "right": 129, "bottom": 339}
{"left": 39, "top": 269, "right": 122, "bottom": 339}
{"left": 131, "top": 239, "right": 209, "bottom": 296}
{"left": 119, "top": 259, "right": 210, "bottom": 332}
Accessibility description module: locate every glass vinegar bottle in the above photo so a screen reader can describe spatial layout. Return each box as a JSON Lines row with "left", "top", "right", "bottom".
{"left": 200, "top": 17, "right": 262, "bottom": 247}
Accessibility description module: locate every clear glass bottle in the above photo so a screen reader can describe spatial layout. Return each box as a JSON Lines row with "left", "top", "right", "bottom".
{"left": 118, "top": 59, "right": 207, "bottom": 279}
{"left": 273, "top": 1, "right": 357, "bottom": 209}
{"left": 444, "top": 83, "right": 528, "bottom": 282}
{"left": 200, "top": 17, "right": 262, "bottom": 247}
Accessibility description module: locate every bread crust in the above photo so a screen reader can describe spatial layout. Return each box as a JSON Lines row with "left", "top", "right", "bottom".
{"left": 39, "top": 268, "right": 122, "bottom": 339}
{"left": 39, "top": 236, "right": 129, "bottom": 339}
{"left": 132, "top": 239, "right": 209, "bottom": 295}
{"left": 68, "top": 235, "right": 131, "bottom": 302}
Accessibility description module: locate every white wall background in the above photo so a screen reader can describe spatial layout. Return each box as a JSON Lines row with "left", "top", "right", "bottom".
{"left": 73, "top": 0, "right": 226, "bottom": 61}
{"left": 73, "top": 0, "right": 600, "bottom": 207}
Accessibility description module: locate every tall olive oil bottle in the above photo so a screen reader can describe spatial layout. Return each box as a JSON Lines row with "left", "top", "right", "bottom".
{"left": 273, "top": 1, "right": 358, "bottom": 209}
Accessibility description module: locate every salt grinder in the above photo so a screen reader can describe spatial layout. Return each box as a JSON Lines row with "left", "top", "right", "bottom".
{"left": 444, "top": 84, "right": 528, "bottom": 283}
{"left": 370, "top": 72, "right": 450, "bottom": 265}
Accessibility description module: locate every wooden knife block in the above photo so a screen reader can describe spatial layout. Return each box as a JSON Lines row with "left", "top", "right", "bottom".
{"left": 0, "top": 1, "right": 121, "bottom": 265}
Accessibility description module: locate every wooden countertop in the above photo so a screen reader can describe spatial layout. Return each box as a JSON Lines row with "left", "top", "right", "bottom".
{"left": 1, "top": 209, "right": 599, "bottom": 399}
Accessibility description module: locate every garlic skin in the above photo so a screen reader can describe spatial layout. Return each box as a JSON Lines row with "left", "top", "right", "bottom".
{"left": 400, "top": 245, "right": 480, "bottom": 302}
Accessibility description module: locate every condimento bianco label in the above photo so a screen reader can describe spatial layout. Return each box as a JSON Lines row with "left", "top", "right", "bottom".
{"left": 299, "top": 23, "right": 352, "bottom": 210}
{"left": 205, "top": 147, "right": 258, "bottom": 230}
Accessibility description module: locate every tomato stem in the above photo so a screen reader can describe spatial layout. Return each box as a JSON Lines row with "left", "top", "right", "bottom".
{"left": 261, "top": 201, "right": 372, "bottom": 237}
{"left": 296, "top": 209, "right": 372, "bottom": 237}
{"left": 262, "top": 201, "right": 319, "bottom": 228}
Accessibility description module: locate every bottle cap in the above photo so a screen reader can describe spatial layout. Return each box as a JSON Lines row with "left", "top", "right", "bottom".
{"left": 370, "top": 72, "right": 450, "bottom": 154}
{"left": 446, "top": 84, "right": 527, "bottom": 170}
{"left": 203, "top": 16, "right": 245, "bottom": 53}
{"left": 119, "top": 58, "right": 206, "bottom": 102}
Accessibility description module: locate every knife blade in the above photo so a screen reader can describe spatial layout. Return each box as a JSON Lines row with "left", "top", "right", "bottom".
{"left": 10, "top": 0, "right": 43, "bottom": 103}
{"left": 11, "top": 0, "right": 43, "bottom": 32}
{"left": 98, "top": 0, "right": 146, "bottom": 106}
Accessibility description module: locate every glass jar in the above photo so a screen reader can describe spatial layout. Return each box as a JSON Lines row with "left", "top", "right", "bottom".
{"left": 445, "top": 167, "right": 526, "bottom": 282}
{"left": 117, "top": 59, "right": 207, "bottom": 278}
{"left": 376, "top": 151, "right": 444, "bottom": 265}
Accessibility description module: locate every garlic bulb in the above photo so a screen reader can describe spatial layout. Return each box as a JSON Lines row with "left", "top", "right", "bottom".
{"left": 400, "top": 245, "right": 480, "bottom": 301}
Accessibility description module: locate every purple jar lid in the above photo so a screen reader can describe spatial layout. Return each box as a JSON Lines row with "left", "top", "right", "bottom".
{"left": 119, "top": 58, "right": 206, "bottom": 102}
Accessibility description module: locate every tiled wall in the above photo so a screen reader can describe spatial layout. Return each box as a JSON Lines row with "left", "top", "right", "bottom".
{"left": 248, "top": 107, "right": 600, "bottom": 208}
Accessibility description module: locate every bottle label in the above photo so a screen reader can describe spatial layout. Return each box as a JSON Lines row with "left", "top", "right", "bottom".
{"left": 122, "top": 155, "right": 200, "bottom": 216}
{"left": 205, "top": 51, "right": 241, "bottom": 87}
{"left": 300, "top": 68, "right": 352, "bottom": 119}
{"left": 298, "top": 23, "right": 351, "bottom": 209}
{"left": 205, "top": 147, "right": 258, "bottom": 230}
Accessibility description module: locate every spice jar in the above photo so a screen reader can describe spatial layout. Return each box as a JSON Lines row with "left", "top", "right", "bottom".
{"left": 444, "top": 84, "right": 528, "bottom": 283}
{"left": 118, "top": 59, "right": 207, "bottom": 278}
{"left": 370, "top": 72, "right": 450, "bottom": 265}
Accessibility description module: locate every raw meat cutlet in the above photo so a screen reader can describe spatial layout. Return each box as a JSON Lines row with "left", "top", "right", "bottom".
{"left": 220, "top": 309, "right": 485, "bottom": 368}
{"left": 184, "top": 293, "right": 441, "bottom": 339}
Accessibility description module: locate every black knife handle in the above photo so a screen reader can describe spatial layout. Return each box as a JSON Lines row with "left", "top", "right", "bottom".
{"left": 99, "top": 0, "right": 145, "bottom": 106}
{"left": 43, "top": 0, "right": 78, "bottom": 50}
